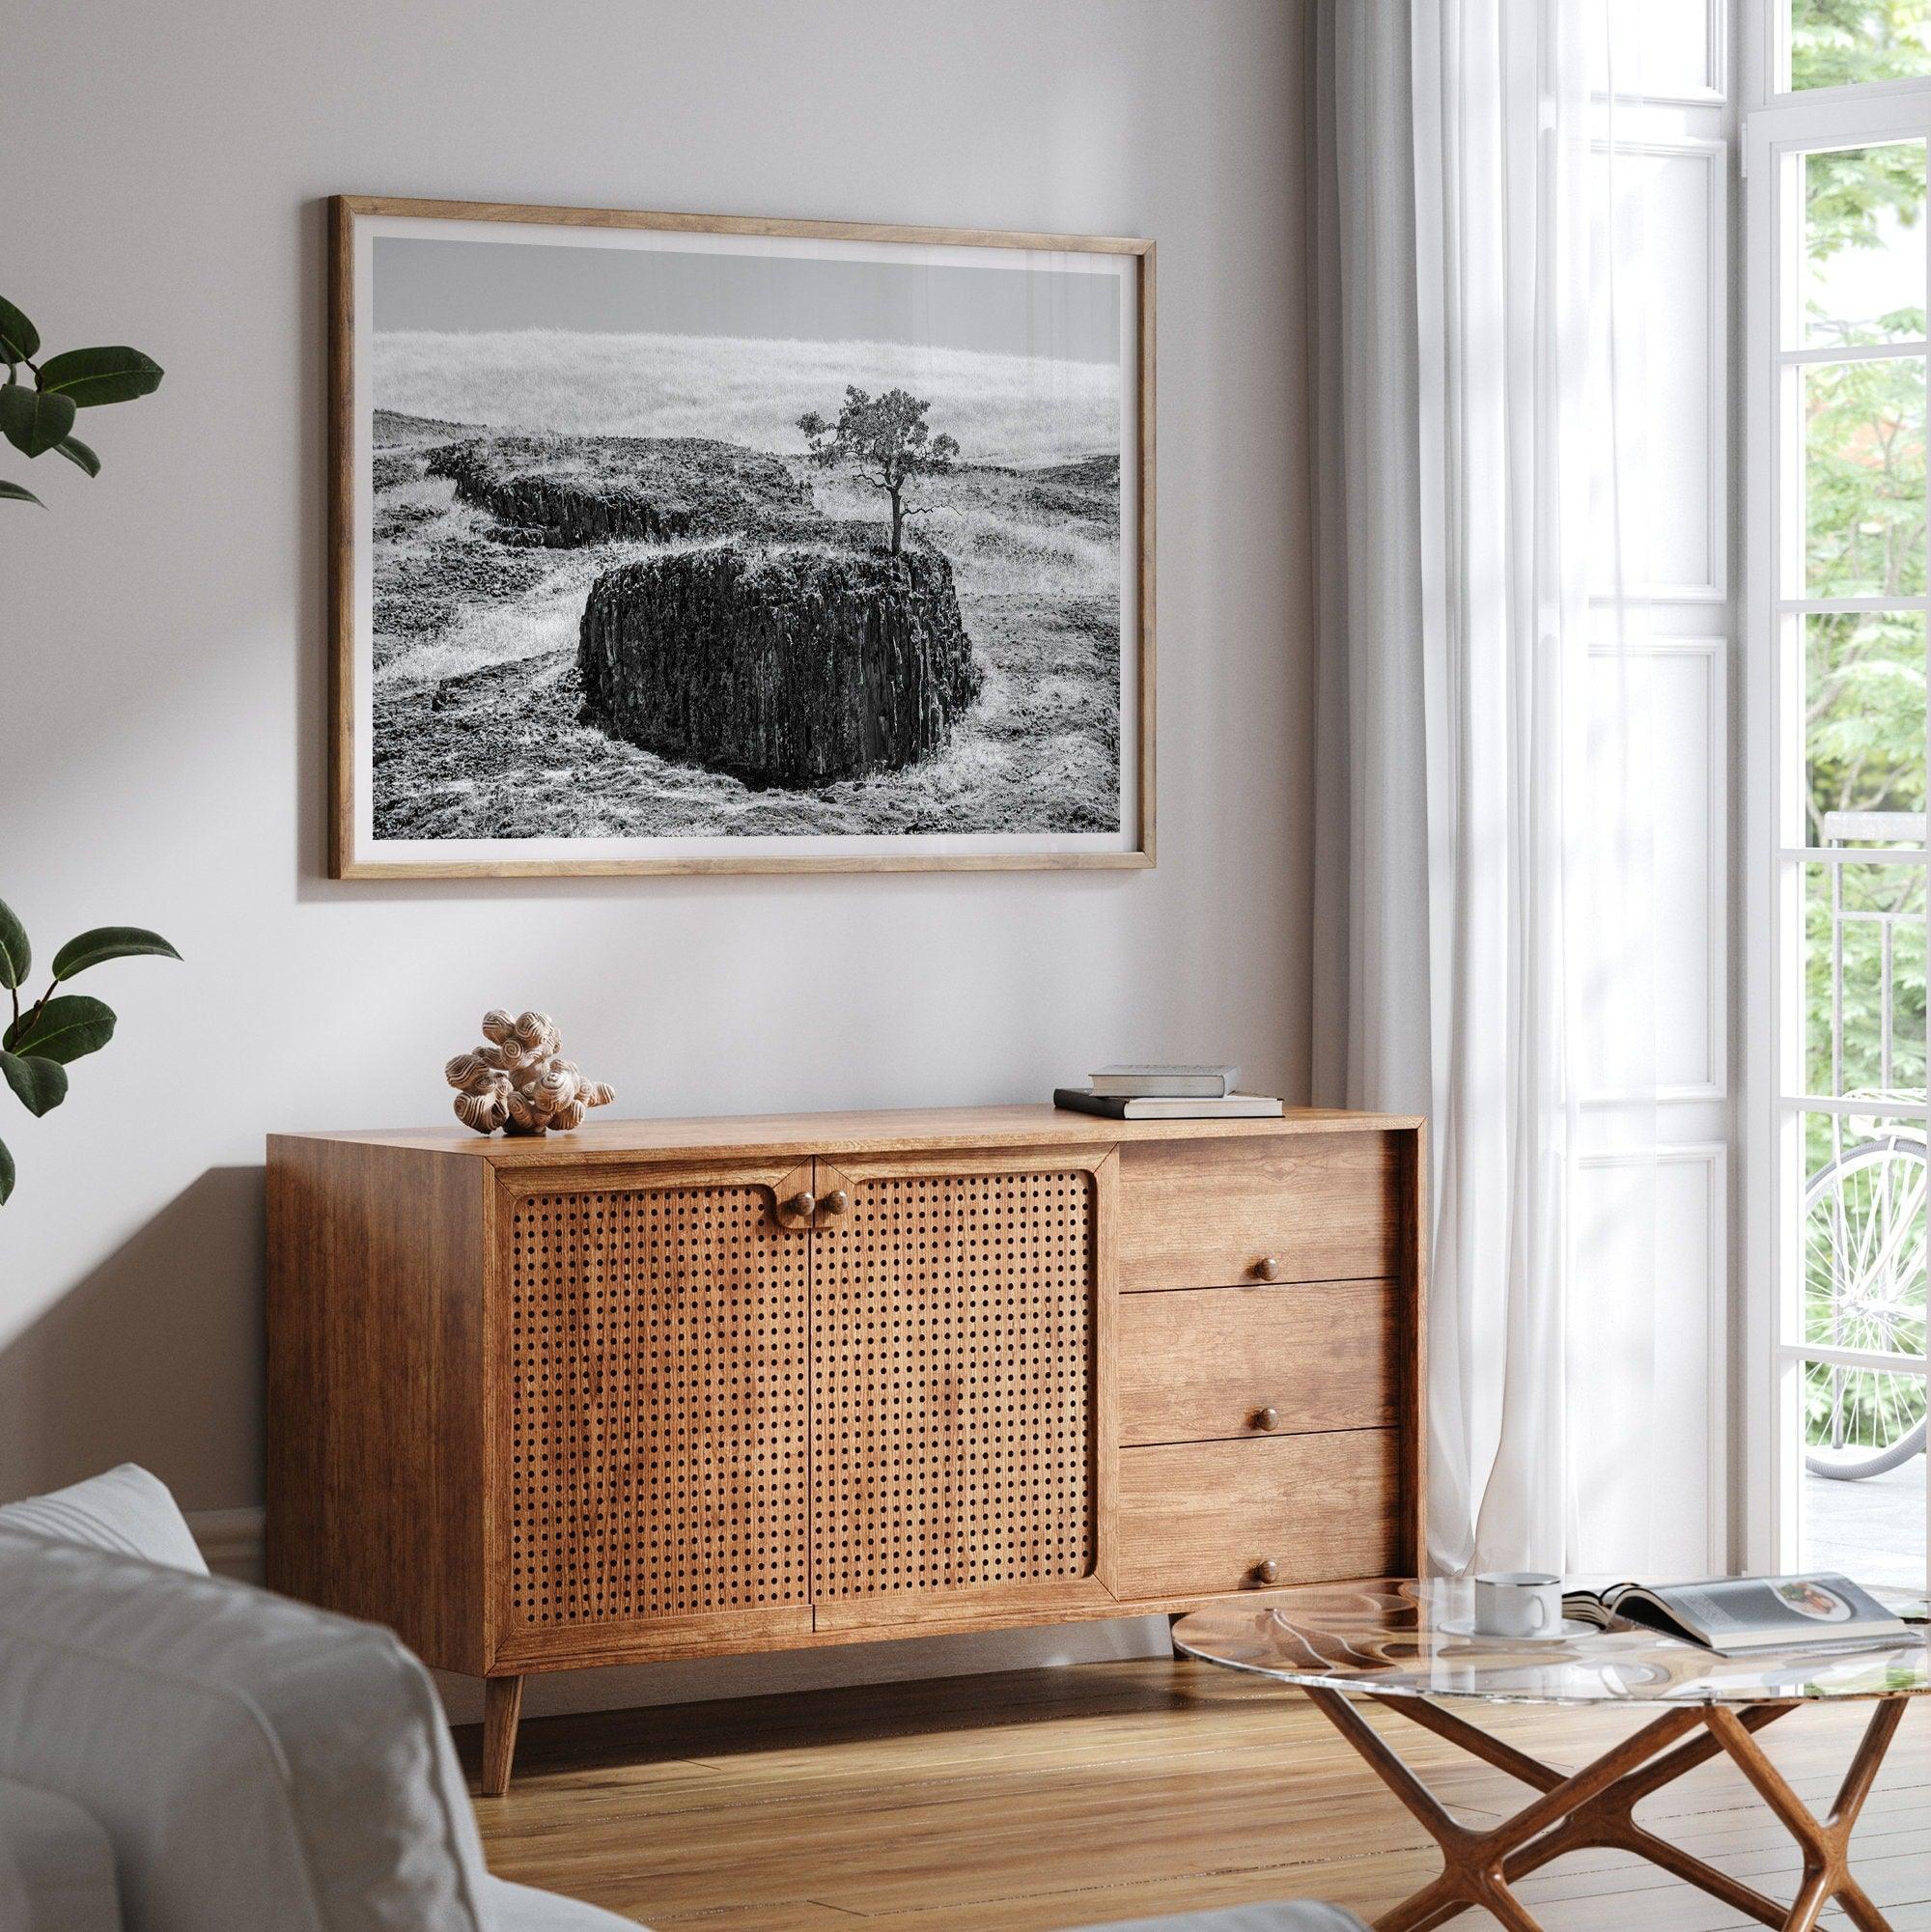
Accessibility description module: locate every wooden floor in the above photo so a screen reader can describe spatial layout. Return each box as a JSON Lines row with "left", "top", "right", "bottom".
{"left": 463, "top": 1658, "right": 1931, "bottom": 1931}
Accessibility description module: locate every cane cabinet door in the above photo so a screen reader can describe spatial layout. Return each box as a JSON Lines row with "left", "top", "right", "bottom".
{"left": 807, "top": 1149, "right": 1119, "bottom": 1630}
{"left": 492, "top": 1164, "right": 815, "bottom": 1666}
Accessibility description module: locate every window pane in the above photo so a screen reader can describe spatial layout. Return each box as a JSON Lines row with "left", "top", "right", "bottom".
{"left": 1802, "top": 145, "right": 1927, "bottom": 349}
{"left": 1800, "top": 1359, "right": 1928, "bottom": 1590}
{"left": 1592, "top": 0, "right": 1710, "bottom": 98}
{"left": 1803, "top": 1135, "right": 1928, "bottom": 1356}
{"left": 1804, "top": 861, "right": 1927, "bottom": 1096}
{"left": 1805, "top": 357, "right": 1926, "bottom": 598}
{"left": 1791, "top": 0, "right": 1931, "bottom": 91}
{"left": 1805, "top": 613, "right": 1926, "bottom": 842}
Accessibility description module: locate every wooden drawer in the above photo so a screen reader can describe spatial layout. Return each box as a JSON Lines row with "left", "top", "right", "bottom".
{"left": 1115, "top": 1431, "right": 1401, "bottom": 1599}
{"left": 1119, "top": 1281, "right": 1397, "bottom": 1445}
{"left": 1118, "top": 1133, "right": 1403, "bottom": 1291}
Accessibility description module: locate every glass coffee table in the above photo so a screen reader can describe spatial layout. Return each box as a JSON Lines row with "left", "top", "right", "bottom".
{"left": 1173, "top": 1579, "right": 1931, "bottom": 1932}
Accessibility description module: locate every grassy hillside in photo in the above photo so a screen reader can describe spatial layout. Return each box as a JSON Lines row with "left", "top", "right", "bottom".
{"left": 373, "top": 329, "right": 1118, "bottom": 466}
{"left": 368, "top": 330, "right": 1124, "bottom": 840}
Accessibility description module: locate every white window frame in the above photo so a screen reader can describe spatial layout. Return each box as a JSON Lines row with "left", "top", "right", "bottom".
{"left": 1743, "top": 1, "right": 1931, "bottom": 1596}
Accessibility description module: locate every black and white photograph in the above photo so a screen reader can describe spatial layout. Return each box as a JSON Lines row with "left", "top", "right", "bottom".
{"left": 330, "top": 198, "right": 1153, "bottom": 877}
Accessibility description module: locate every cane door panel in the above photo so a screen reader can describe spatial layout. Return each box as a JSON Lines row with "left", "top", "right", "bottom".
{"left": 807, "top": 1150, "right": 1117, "bottom": 1624}
{"left": 496, "top": 1167, "right": 812, "bottom": 1657}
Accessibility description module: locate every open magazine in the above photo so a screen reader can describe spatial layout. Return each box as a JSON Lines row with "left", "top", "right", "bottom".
{"left": 1563, "top": 1574, "right": 1916, "bottom": 1658}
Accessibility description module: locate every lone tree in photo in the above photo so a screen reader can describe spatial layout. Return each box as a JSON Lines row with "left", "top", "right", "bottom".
{"left": 798, "top": 385, "right": 959, "bottom": 556}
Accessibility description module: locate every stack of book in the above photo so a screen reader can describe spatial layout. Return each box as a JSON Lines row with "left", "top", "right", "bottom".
{"left": 1053, "top": 1064, "right": 1285, "bottom": 1120}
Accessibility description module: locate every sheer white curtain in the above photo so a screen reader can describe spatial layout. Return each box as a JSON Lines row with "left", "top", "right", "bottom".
{"left": 1309, "top": 0, "right": 1663, "bottom": 1576}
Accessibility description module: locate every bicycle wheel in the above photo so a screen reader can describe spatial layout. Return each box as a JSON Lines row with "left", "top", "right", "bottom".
{"left": 1802, "top": 1134, "right": 1929, "bottom": 1481}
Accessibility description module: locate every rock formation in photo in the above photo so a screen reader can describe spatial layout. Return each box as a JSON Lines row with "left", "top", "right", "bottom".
{"left": 426, "top": 434, "right": 815, "bottom": 547}
{"left": 577, "top": 536, "right": 983, "bottom": 789}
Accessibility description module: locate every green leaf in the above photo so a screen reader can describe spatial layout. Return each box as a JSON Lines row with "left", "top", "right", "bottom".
{"left": 1, "top": 1050, "right": 68, "bottom": 1117}
{"left": 0, "top": 478, "right": 44, "bottom": 507}
{"left": 51, "top": 926, "right": 180, "bottom": 980}
{"left": 5, "top": 994, "right": 115, "bottom": 1064}
{"left": 0, "top": 382, "right": 77, "bottom": 459}
{"left": 0, "top": 1132, "right": 14, "bottom": 1205}
{"left": 36, "top": 347, "right": 163, "bottom": 409}
{"left": 0, "top": 296, "right": 39, "bottom": 364}
{"left": 0, "top": 900, "right": 28, "bottom": 989}
{"left": 52, "top": 434, "right": 99, "bottom": 478}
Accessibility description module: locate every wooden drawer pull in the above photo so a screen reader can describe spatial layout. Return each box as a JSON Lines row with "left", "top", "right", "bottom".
{"left": 1254, "top": 1255, "right": 1281, "bottom": 1281}
{"left": 821, "top": 1189, "right": 850, "bottom": 1217}
{"left": 1254, "top": 1406, "right": 1279, "bottom": 1432}
{"left": 788, "top": 1190, "right": 817, "bottom": 1219}
{"left": 1253, "top": 1557, "right": 1279, "bottom": 1585}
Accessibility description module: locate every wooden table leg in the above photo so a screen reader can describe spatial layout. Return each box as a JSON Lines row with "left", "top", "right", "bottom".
{"left": 1498, "top": 1702, "right": 1802, "bottom": 1929}
{"left": 1376, "top": 1694, "right": 1567, "bottom": 1793}
{"left": 482, "top": 1673, "right": 524, "bottom": 1798}
{"left": 1703, "top": 1699, "right": 1909, "bottom": 1932}
{"left": 1302, "top": 1689, "right": 1701, "bottom": 1931}
{"left": 1299, "top": 1690, "right": 1913, "bottom": 1932}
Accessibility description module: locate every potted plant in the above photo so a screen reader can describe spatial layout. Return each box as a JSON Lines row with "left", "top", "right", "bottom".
{"left": 3, "top": 291, "right": 174, "bottom": 1201}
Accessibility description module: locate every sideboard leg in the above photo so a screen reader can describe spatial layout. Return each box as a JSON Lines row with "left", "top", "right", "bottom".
{"left": 481, "top": 1674, "right": 524, "bottom": 1797}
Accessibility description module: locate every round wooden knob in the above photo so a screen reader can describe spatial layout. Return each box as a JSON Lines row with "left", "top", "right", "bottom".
{"left": 788, "top": 1190, "right": 817, "bottom": 1218}
{"left": 1253, "top": 1557, "right": 1280, "bottom": 1586}
{"left": 1254, "top": 1255, "right": 1281, "bottom": 1281}
{"left": 1254, "top": 1406, "right": 1279, "bottom": 1432}
{"left": 821, "top": 1189, "right": 850, "bottom": 1217}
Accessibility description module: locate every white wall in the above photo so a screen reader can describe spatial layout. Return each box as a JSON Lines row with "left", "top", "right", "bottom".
{"left": 0, "top": 0, "right": 1313, "bottom": 1714}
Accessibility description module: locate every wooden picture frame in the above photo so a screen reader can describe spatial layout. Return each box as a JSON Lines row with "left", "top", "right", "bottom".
{"left": 328, "top": 196, "right": 1155, "bottom": 879}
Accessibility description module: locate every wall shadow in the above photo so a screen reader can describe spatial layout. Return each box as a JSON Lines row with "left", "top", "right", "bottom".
{"left": 0, "top": 1165, "right": 266, "bottom": 1507}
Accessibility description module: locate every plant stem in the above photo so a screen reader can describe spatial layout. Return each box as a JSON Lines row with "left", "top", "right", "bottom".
{"left": 18, "top": 982, "right": 52, "bottom": 1039}
{"left": 7, "top": 980, "right": 54, "bottom": 1045}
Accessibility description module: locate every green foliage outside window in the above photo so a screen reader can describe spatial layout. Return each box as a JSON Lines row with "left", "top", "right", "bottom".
{"left": 1793, "top": 2, "right": 1931, "bottom": 1457}
{"left": 1795, "top": 14, "right": 1931, "bottom": 1137}
{"left": 1791, "top": 0, "right": 1931, "bottom": 93}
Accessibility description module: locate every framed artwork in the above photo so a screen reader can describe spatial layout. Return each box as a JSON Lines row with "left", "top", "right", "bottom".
{"left": 327, "top": 195, "right": 1155, "bottom": 878}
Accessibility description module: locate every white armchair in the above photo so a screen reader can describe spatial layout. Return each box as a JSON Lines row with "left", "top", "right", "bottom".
{"left": 0, "top": 1466, "right": 633, "bottom": 1932}
{"left": 0, "top": 1466, "right": 1363, "bottom": 1932}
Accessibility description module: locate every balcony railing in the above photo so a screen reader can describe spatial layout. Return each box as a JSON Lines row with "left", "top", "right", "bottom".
{"left": 1806, "top": 808, "right": 1928, "bottom": 1484}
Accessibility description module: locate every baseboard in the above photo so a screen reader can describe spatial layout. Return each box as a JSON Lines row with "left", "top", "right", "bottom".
{"left": 191, "top": 1507, "right": 1174, "bottom": 1722}
{"left": 188, "top": 1503, "right": 266, "bottom": 1582}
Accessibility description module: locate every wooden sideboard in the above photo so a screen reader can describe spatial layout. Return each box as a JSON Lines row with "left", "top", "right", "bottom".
{"left": 266, "top": 1105, "right": 1425, "bottom": 1791}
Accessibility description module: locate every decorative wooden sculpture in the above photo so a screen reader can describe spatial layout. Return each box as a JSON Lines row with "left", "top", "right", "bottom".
{"left": 443, "top": 1009, "right": 614, "bottom": 1135}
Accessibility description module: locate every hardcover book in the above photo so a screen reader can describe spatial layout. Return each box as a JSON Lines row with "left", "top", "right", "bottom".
{"left": 1089, "top": 1063, "right": 1239, "bottom": 1097}
{"left": 1054, "top": 1087, "right": 1283, "bottom": 1120}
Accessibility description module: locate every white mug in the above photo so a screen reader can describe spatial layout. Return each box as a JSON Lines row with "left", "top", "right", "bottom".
{"left": 1471, "top": 1572, "right": 1563, "bottom": 1639}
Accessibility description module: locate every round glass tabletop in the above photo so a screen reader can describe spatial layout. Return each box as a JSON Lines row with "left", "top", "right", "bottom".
{"left": 1172, "top": 1579, "right": 1931, "bottom": 1707}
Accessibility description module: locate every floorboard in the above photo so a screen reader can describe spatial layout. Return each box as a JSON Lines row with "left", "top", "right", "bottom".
{"left": 462, "top": 1657, "right": 1931, "bottom": 1930}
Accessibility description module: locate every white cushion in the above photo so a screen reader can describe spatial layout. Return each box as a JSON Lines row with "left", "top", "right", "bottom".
{"left": 1062, "top": 1908, "right": 1366, "bottom": 1931}
{"left": 0, "top": 1464, "right": 208, "bottom": 1575}
{"left": 0, "top": 1775, "right": 122, "bottom": 1932}
{"left": 484, "top": 1875, "right": 641, "bottom": 1931}
{"left": 0, "top": 1525, "right": 492, "bottom": 1931}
